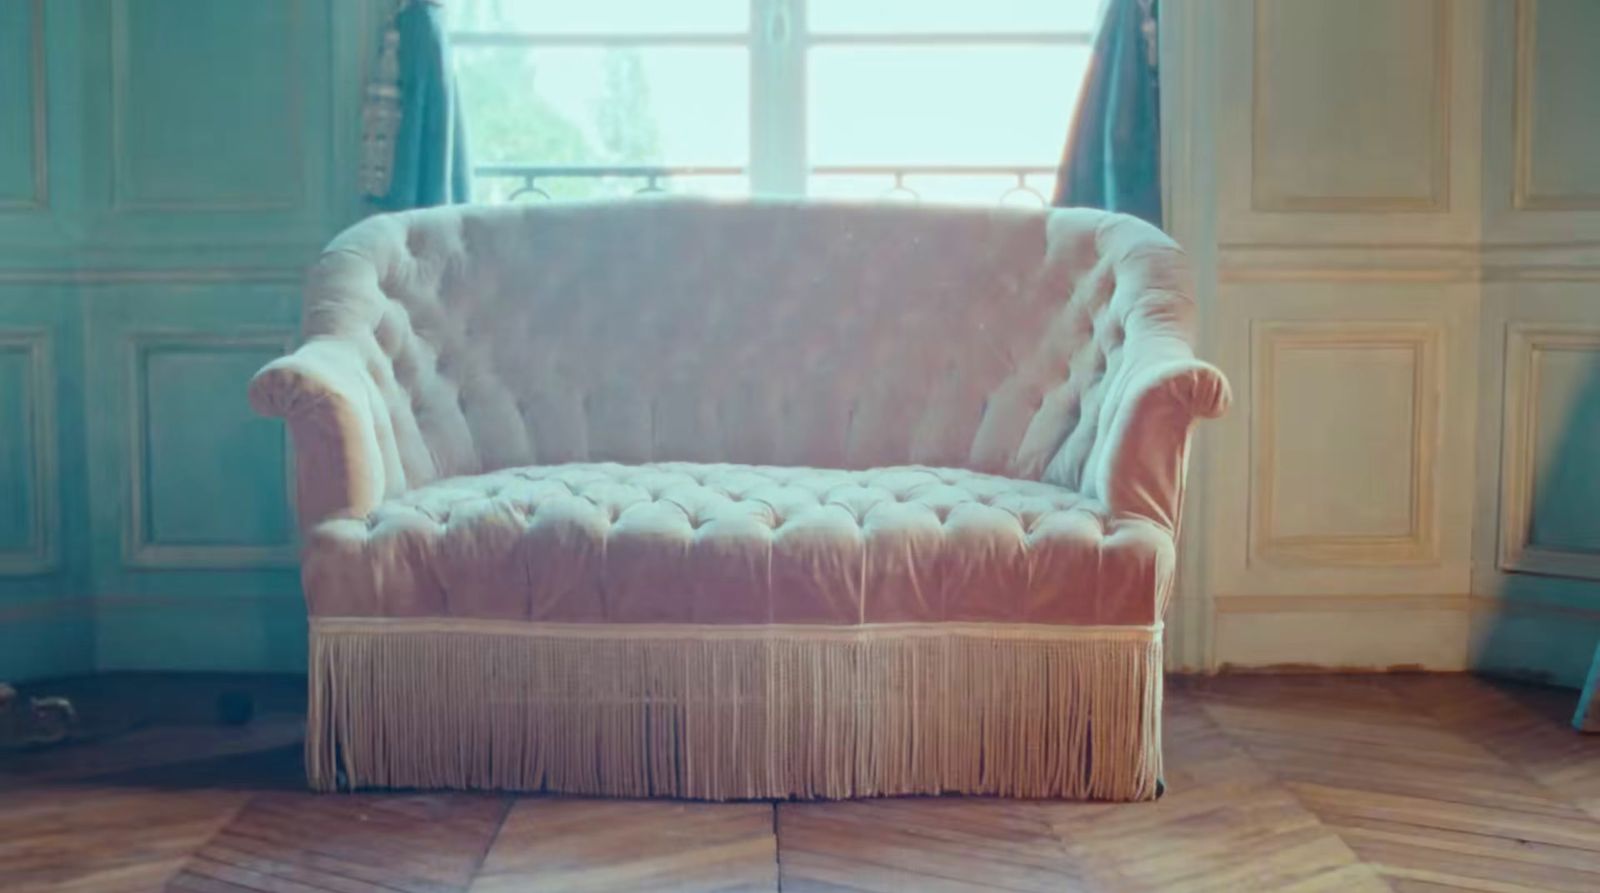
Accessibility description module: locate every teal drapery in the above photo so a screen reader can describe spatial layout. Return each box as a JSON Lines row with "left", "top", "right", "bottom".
{"left": 362, "top": 0, "right": 471, "bottom": 209}
{"left": 1053, "top": 0, "right": 1161, "bottom": 226}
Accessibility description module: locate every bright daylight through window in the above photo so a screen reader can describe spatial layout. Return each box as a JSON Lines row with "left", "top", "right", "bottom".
{"left": 448, "top": 0, "right": 1100, "bottom": 205}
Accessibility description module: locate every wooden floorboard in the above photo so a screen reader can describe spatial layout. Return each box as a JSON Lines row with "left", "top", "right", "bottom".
{"left": 1040, "top": 693, "right": 1389, "bottom": 893}
{"left": 1196, "top": 676, "right": 1600, "bottom": 893}
{"left": 0, "top": 786, "right": 249, "bottom": 893}
{"left": 471, "top": 799, "right": 778, "bottom": 893}
{"left": 168, "top": 791, "right": 511, "bottom": 893}
{"left": 1, "top": 672, "right": 1596, "bottom": 892}
{"left": 778, "top": 797, "right": 1089, "bottom": 892}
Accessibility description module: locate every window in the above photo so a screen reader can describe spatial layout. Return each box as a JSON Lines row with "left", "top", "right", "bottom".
{"left": 450, "top": 0, "right": 1098, "bottom": 205}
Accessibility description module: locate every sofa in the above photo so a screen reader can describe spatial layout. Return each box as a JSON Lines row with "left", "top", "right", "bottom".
{"left": 248, "top": 199, "right": 1229, "bottom": 802}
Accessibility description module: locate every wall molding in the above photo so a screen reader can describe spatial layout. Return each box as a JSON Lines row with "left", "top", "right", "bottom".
{"left": 0, "top": 591, "right": 302, "bottom": 625}
{"left": 1215, "top": 594, "right": 1469, "bottom": 614}
{"left": 1249, "top": 0, "right": 1452, "bottom": 213}
{"left": 1470, "top": 593, "right": 1600, "bottom": 624}
{"left": 108, "top": 0, "right": 307, "bottom": 213}
{"left": 1222, "top": 266, "right": 1600, "bottom": 284}
{"left": 1512, "top": 0, "right": 1600, "bottom": 211}
{"left": 123, "top": 329, "right": 298, "bottom": 569}
{"left": 1220, "top": 240, "right": 1600, "bottom": 283}
{"left": 1497, "top": 323, "right": 1600, "bottom": 580}
{"left": 0, "top": 267, "right": 306, "bottom": 284}
{"left": 0, "top": 0, "right": 49, "bottom": 211}
{"left": 1250, "top": 321, "right": 1442, "bottom": 566}
{"left": 0, "top": 327, "right": 58, "bottom": 576}
{"left": 1158, "top": 2, "right": 1217, "bottom": 674}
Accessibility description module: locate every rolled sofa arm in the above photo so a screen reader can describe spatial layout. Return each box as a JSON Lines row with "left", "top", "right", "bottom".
{"left": 248, "top": 337, "right": 391, "bottom": 529}
{"left": 1084, "top": 334, "right": 1231, "bottom": 533}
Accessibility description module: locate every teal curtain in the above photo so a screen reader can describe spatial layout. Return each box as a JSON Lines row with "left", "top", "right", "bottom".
{"left": 1053, "top": 0, "right": 1161, "bottom": 226}
{"left": 366, "top": 0, "right": 471, "bottom": 209}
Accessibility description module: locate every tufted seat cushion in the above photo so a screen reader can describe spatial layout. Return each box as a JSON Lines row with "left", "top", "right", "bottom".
{"left": 302, "top": 461, "right": 1174, "bottom": 626}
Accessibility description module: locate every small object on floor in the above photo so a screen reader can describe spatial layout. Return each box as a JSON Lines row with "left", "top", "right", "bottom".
{"left": 0, "top": 681, "right": 78, "bottom": 748}
{"left": 217, "top": 690, "right": 255, "bottom": 727}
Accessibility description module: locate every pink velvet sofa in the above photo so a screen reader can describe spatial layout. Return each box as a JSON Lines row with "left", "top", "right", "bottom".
{"left": 249, "top": 199, "right": 1229, "bottom": 801}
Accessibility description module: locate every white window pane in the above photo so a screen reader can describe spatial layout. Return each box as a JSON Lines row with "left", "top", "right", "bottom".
{"left": 450, "top": 0, "right": 748, "bottom": 34}
{"left": 809, "top": 0, "right": 1101, "bottom": 34}
{"left": 456, "top": 46, "right": 749, "bottom": 168}
{"left": 808, "top": 47, "right": 1086, "bottom": 166}
{"left": 809, "top": 173, "right": 1057, "bottom": 207}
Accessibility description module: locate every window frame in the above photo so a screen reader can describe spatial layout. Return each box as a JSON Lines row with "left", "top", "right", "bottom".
{"left": 448, "top": 0, "right": 1095, "bottom": 201}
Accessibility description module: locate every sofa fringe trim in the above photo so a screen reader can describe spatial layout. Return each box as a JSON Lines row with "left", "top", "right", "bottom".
{"left": 307, "top": 618, "right": 1164, "bottom": 802}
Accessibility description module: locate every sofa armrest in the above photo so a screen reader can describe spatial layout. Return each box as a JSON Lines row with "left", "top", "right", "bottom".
{"left": 1086, "top": 334, "right": 1230, "bottom": 533}
{"left": 248, "top": 337, "right": 393, "bottom": 528}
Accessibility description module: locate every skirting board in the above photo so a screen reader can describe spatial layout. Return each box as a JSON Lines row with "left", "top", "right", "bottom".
{"left": 0, "top": 610, "right": 92, "bottom": 681}
{"left": 0, "top": 594, "right": 307, "bottom": 678}
{"left": 1213, "top": 595, "right": 1471, "bottom": 672}
{"left": 1212, "top": 594, "right": 1600, "bottom": 684}
{"left": 1469, "top": 596, "right": 1600, "bottom": 690}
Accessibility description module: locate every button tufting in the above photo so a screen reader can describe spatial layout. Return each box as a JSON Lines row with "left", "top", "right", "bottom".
{"left": 285, "top": 199, "right": 1208, "bottom": 628}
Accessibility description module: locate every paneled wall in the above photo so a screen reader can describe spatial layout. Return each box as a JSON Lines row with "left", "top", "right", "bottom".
{"left": 0, "top": 0, "right": 375, "bottom": 680}
{"left": 1170, "top": 0, "right": 1600, "bottom": 685}
{"left": 1470, "top": 0, "right": 1600, "bottom": 688}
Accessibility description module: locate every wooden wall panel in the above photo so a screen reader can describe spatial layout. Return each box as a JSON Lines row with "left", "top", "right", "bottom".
{"left": 0, "top": 329, "right": 55, "bottom": 575}
{"left": 78, "top": 281, "right": 304, "bottom": 674}
{"left": 0, "top": 283, "right": 90, "bottom": 679}
{"left": 0, "top": 0, "right": 46, "bottom": 210}
{"left": 1498, "top": 325, "right": 1600, "bottom": 579}
{"left": 1252, "top": 323, "right": 1440, "bottom": 564}
{"left": 1514, "top": 0, "right": 1600, "bottom": 211}
{"left": 1207, "top": 281, "right": 1475, "bottom": 605}
{"left": 1213, "top": 0, "right": 1481, "bottom": 248}
{"left": 127, "top": 332, "right": 296, "bottom": 569}
{"left": 1251, "top": 0, "right": 1449, "bottom": 212}
{"left": 1202, "top": 275, "right": 1476, "bottom": 672}
{"left": 110, "top": 0, "right": 302, "bottom": 212}
{"left": 0, "top": 0, "right": 376, "bottom": 679}
{"left": 77, "top": 0, "right": 345, "bottom": 267}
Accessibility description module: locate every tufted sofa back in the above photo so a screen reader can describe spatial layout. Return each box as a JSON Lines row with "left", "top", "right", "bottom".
{"left": 299, "top": 199, "right": 1196, "bottom": 501}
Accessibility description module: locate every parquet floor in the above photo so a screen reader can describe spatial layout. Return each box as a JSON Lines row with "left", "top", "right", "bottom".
{"left": 1, "top": 673, "right": 1597, "bottom": 892}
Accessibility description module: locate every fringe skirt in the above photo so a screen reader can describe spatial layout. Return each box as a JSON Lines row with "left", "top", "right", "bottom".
{"left": 306, "top": 617, "right": 1164, "bottom": 801}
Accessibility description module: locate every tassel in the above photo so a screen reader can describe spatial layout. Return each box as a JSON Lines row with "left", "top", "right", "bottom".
{"left": 358, "top": 14, "right": 403, "bottom": 200}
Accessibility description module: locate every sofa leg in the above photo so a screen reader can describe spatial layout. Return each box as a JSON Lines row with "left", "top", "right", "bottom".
{"left": 1155, "top": 778, "right": 1166, "bottom": 799}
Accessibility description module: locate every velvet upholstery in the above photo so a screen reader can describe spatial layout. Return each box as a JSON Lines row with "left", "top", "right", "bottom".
{"left": 250, "top": 199, "right": 1228, "bottom": 626}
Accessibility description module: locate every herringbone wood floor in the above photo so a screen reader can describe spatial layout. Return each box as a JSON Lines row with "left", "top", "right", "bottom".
{"left": 2, "top": 674, "right": 1597, "bottom": 892}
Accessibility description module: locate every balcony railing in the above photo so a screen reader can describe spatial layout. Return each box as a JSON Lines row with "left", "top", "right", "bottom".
{"left": 473, "top": 164, "right": 1060, "bottom": 206}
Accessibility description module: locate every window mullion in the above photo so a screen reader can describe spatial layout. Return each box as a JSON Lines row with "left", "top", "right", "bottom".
{"left": 749, "top": 0, "right": 807, "bottom": 196}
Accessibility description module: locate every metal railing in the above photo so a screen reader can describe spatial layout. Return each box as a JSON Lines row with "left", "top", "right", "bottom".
{"left": 812, "top": 164, "right": 1058, "bottom": 204}
{"left": 473, "top": 163, "right": 1059, "bottom": 205}
{"left": 475, "top": 164, "right": 747, "bottom": 200}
